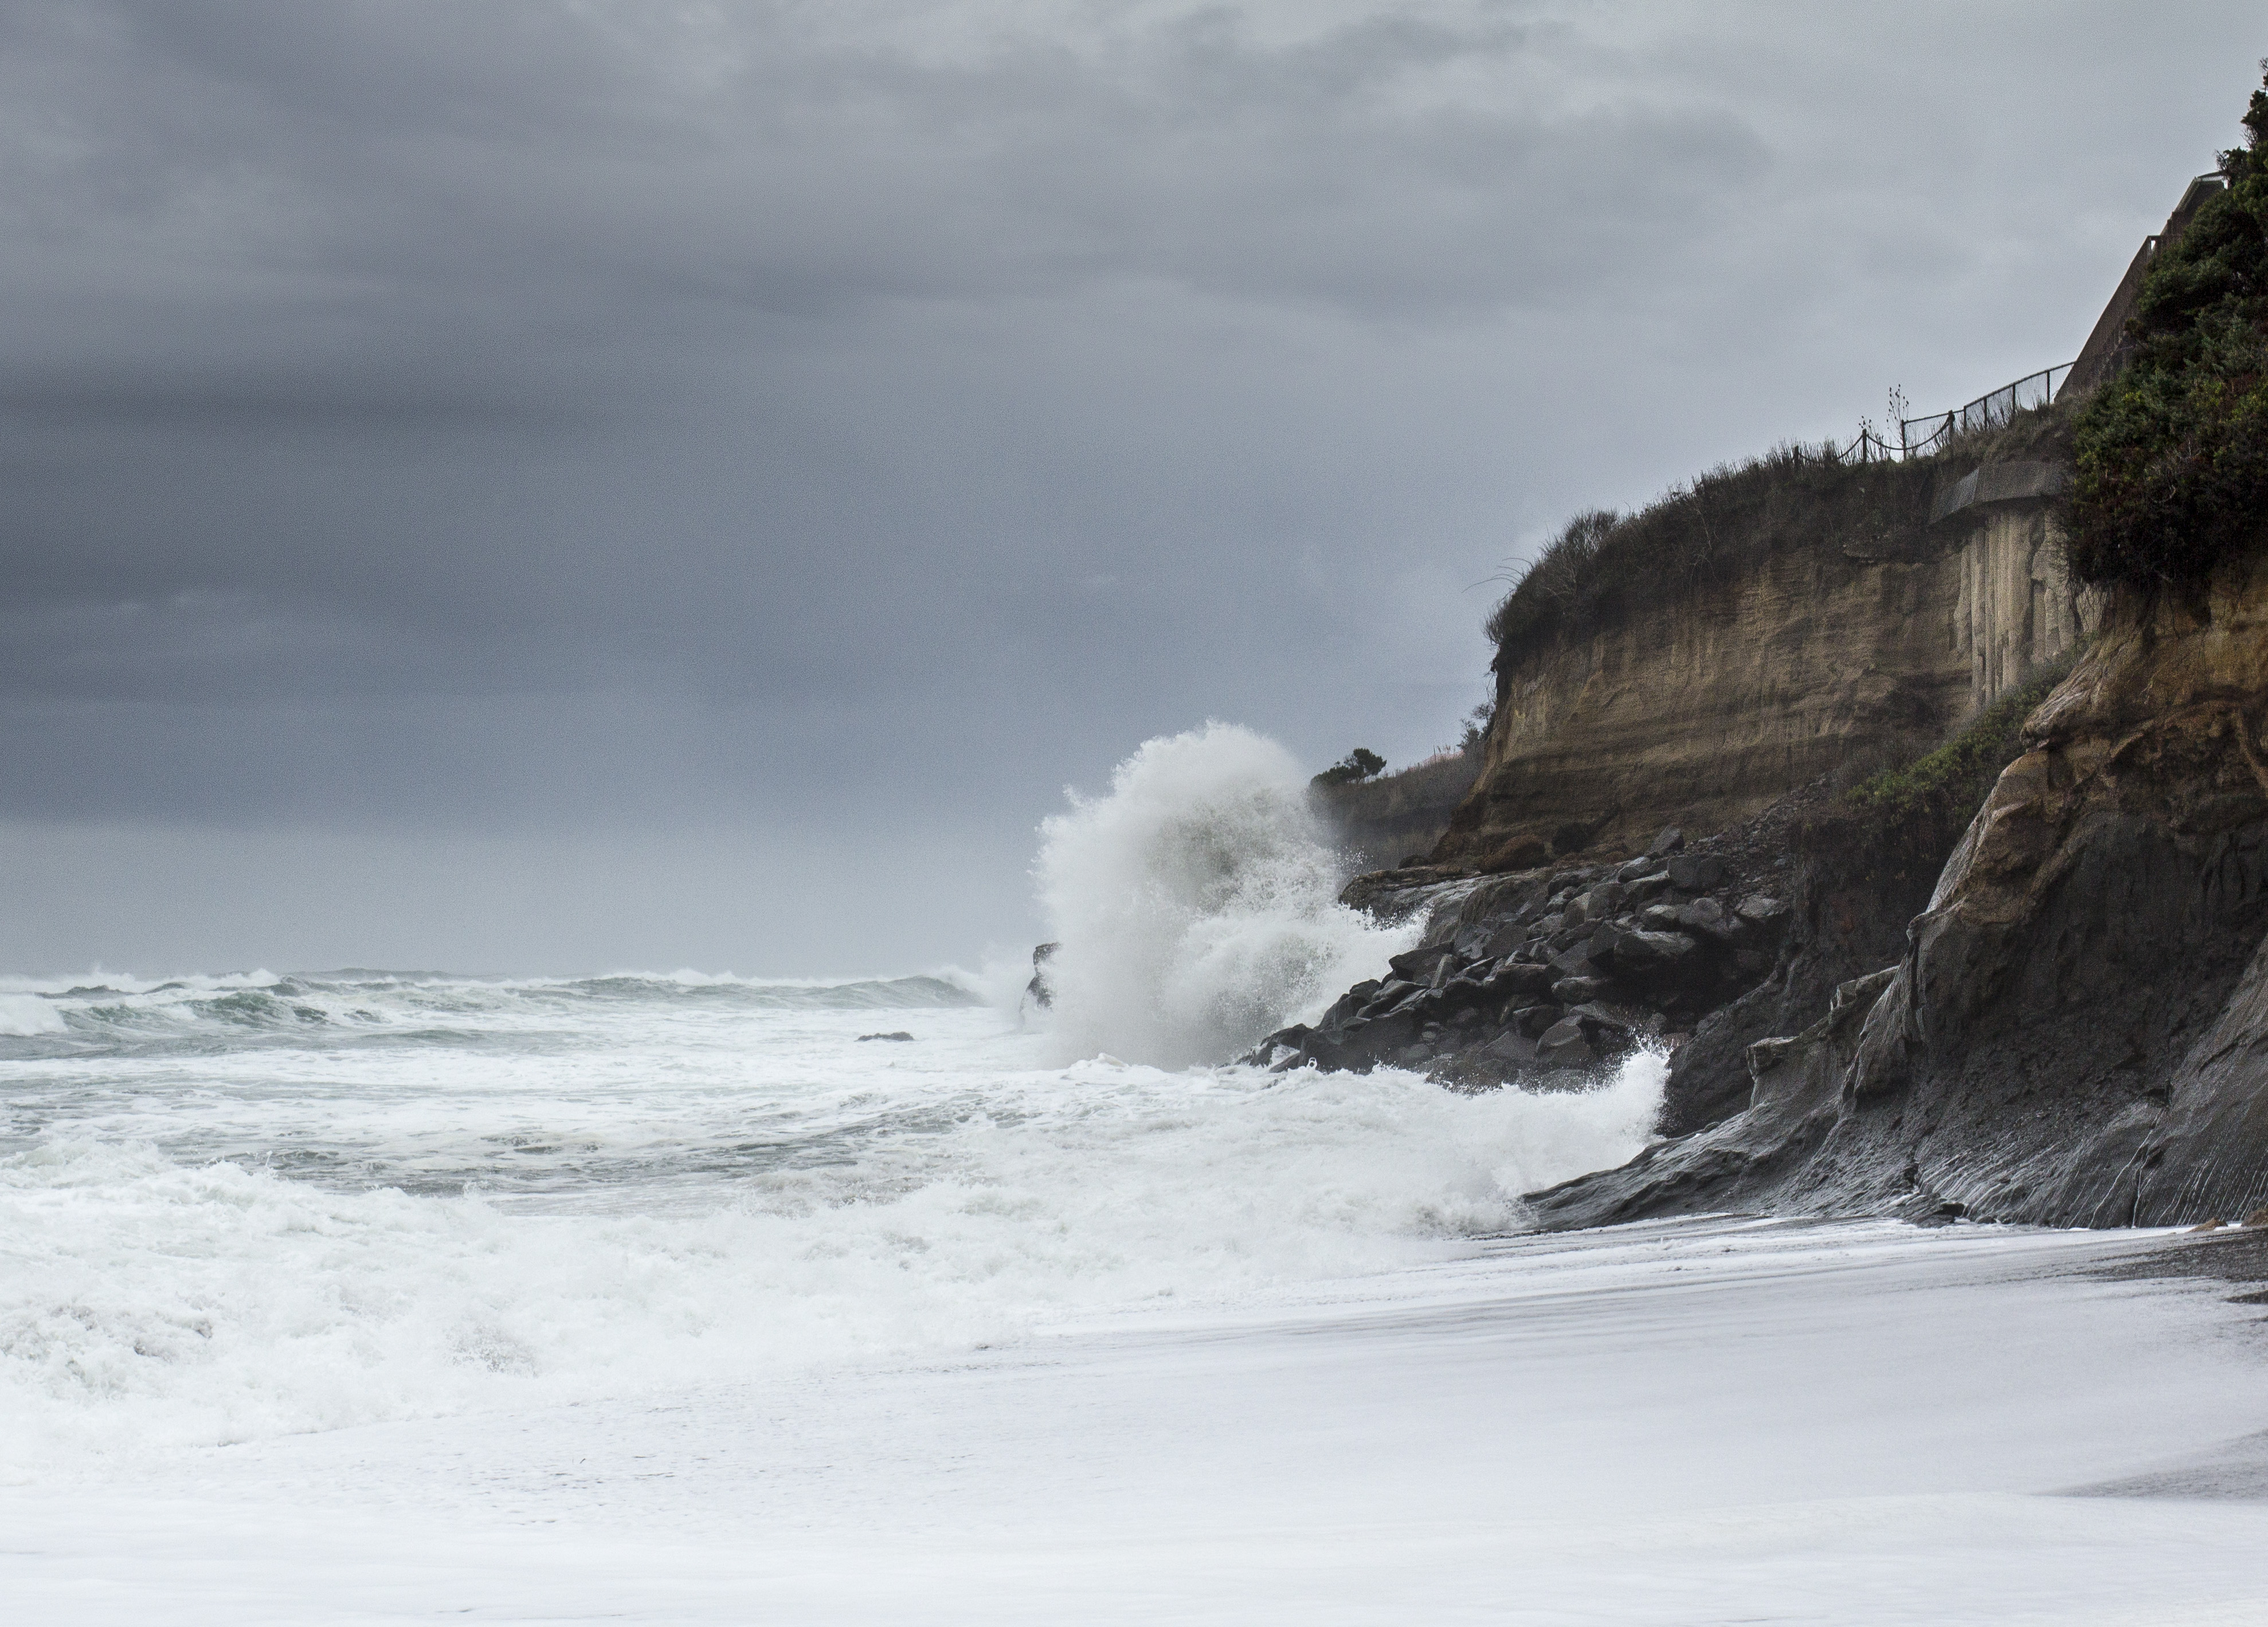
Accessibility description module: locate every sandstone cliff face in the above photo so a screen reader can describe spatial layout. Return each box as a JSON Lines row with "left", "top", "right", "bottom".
{"left": 1953, "top": 499, "right": 2093, "bottom": 700}
{"left": 1529, "top": 549, "right": 2268, "bottom": 1229}
{"left": 1436, "top": 461, "right": 2095, "bottom": 870}
{"left": 1311, "top": 750, "right": 1482, "bottom": 872}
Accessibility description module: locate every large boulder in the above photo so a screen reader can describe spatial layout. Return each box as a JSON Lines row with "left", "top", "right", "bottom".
{"left": 1535, "top": 1018, "right": 1595, "bottom": 1069}
{"left": 1605, "top": 927, "right": 1705, "bottom": 982}
{"left": 1666, "top": 853, "right": 1729, "bottom": 892}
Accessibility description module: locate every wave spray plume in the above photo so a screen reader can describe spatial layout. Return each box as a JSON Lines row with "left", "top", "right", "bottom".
{"left": 1035, "top": 722, "right": 1412, "bottom": 1067}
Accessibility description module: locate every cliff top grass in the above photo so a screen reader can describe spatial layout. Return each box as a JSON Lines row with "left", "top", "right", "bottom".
{"left": 1314, "top": 745, "right": 1481, "bottom": 811}
{"left": 1486, "top": 441, "right": 1942, "bottom": 673}
{"left": 1485, "top": 389, "right": 2076, "bottom": 681}
{"left": 2067, "top": 66, "right": 2268, "bottom": 588}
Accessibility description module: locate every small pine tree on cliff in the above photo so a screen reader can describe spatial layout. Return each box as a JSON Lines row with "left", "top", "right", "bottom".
{"left": 1313, "top": 747, "right": 1386, "bottom": 787}
{"left": 2067, "top": 66, "right": 2268, "bottom": 587}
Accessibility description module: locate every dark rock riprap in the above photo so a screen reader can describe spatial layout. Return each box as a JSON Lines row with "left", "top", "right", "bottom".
{"left": 1244, "top": 822, "right": 1793, "bottom": 1088}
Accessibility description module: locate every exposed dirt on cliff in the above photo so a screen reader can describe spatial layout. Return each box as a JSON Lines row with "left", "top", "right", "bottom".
{"left": 1439, "top": 428, "right": 2090, "bottom": 873}
{"left": 1528, "top": 548, "right": 2268, "bottom": 1229}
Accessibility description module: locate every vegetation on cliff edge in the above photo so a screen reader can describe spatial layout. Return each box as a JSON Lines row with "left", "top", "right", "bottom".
{"left": 1799, "top": 655, "right": 2078, "bottom": 888}
{"left": 1844, "top": 657, "right": 2073, "bottom": 822}
{"left": 2067, "top": 66, "right": 2268, "bottom": 588}
{"left": 1484, "top": 442, "right": 1940, "bottom": 675}
{"left": 1312, "top": 747, "right": 1386, "bottom": 787}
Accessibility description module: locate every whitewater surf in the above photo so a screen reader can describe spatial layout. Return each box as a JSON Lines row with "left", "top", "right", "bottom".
{"left": 5, "top": 724, "right": 2267, "bottom": 1624}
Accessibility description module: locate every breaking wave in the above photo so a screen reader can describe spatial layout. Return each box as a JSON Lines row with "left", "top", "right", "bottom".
{"left": 0, "top": 969, "right": 980, "bottom": 1060}
{"left": 0, "top": 1043, "right": 1666, "bottom": 1478}
{"left": 0, "top": 734, "right": 1672, "bottom": 1483}
{"left": 1033, "top": 722, "right": 1413, "bottom": 1067}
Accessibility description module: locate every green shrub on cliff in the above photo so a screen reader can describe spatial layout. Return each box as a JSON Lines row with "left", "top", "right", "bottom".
{"left": 2067, "top": 68, "right": 2268, "bottom": 588}
{"left": 1313, "top": 747, "right": 1386, "bottom": 787}
{"left": 1843, "top": 656, "right": 2074, "bottom": 827}
{"left": 1799, "top": 654, "right": 2078, "bottom": 901}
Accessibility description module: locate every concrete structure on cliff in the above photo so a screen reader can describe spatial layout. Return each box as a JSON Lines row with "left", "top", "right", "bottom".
{"left": 1937, "top": 460, "right": 2098, "bottom": 704}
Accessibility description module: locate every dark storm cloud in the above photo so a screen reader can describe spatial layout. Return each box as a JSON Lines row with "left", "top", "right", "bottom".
{"left": 0, "top": 1, "right": 2261, "bottom": 971}
{"left": 0, "top": 0, "right": 1756, "bottom": 416}
{"left": 0, "top": 366, "right": 581, "bottom": 430}
{"left": 0, "top": 1, "right": 1776, "bottom": 706}
{"left": 0, "top": 3, "right": 1763, "bottom": 315}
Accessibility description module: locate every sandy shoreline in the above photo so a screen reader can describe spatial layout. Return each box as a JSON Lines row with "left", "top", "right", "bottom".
{"left": 7, "top": 1216, "right": 2267, "bottom": 1625}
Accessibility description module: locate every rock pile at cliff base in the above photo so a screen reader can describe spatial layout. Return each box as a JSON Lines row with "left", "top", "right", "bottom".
{"left": 1244, "top": 820, "right": 1800, "bottom": 1089}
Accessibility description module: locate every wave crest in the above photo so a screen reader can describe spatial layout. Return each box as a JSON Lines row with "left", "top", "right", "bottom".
{"left": 1035, "top": 722, "right": 1412, "bottom": 1067}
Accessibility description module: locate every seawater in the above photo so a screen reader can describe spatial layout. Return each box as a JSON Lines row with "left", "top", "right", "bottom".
{"left": 0, "top": 723, "right": 1663, "bottom": 1485}
{"left": 11, "top": 726, "right": 2268, "bottom": 1623}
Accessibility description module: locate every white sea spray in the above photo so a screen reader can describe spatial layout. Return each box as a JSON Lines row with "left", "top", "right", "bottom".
{"left": 1033, "top": 721, "right": 1415, "bottom": 1067}
{"left": 0, "top": 728, "right": 1672, "bottom": 1482}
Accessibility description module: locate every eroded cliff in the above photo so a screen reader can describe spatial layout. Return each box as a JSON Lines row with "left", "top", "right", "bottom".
{"left": 1435, "top": 442, "right": 2094, "bottom": 871}
{"left": 1265, "top": 432, "right": 2102, "bottom": 1093}
{"left": 1311, "top": 749, "right": 1483, "bottom": 872}
{"left": 1529, "top": 550, "right": 2268, "bottom": 1228}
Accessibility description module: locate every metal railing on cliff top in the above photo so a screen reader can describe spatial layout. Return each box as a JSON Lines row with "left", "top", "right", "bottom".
{"left": 1837, "top": 168, "right": 2229, "bottom": 462}
{"left": 1842, "top": 361, "right": 2072, "bottom": 462}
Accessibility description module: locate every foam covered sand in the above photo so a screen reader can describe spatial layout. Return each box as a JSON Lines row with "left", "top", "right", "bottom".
{"left": 6, "top": 726, "right": 2266, "bottom": 1621}
{"left": 7, "top": 1219, "right": 2268, "bottom": 1625}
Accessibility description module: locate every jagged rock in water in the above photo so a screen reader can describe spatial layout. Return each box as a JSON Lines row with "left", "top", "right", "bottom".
{"left": 1489, "top": 963, "right": 1557, "bottom": 1001}
{"left": 1550, "top": 974, "right": 1614, "bottom": 1004}
{"left": 1535, "top": 1018, "right": 1593, "bottom": 1069}
{"left": 1025, "top": 942, "right": 1059, "bottom": 1010}
{"left": 1262, "top": 824, "right": 1796, "bottom": 1084}
{"left": 1604, "top": 927, "right": 1703, "bottom": 980}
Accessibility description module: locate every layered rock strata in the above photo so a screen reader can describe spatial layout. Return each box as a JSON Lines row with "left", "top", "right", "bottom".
{"left": 1527, "top": 548, "right": 2268, "bottom": 1229}
{"left": 1437, "top": 454, "right": 2096, "bottom": 872}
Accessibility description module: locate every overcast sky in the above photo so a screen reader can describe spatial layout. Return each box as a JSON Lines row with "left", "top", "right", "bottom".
{"left": 0, "top": 1, "right": 2258, "bottom": 976}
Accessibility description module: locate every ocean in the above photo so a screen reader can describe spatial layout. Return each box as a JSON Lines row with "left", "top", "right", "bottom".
{"left": 6, "top": 724, "right": 2268, "bottom": 1622}
{"left": 0, "top": 961, "right": 1661, "bottom": 1475}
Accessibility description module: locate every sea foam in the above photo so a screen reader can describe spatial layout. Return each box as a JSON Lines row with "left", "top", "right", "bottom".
{"left": 1, "top": 723, "right": 1668, "bottom": 1481}
{"left": 0, "top": 1001, "right": 1662, "bottom": 1478}
{"left": 1034, "top": 722, "right": 1413, "bottom": 1067}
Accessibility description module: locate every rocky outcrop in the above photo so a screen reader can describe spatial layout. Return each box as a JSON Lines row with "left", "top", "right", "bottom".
{"left": 1248, "top": 822, "right": 1800, "bottom": 1083}
{"left": 1644, "top": 778, "right": 1959, "bottom": 1138}
{"left": 1529, "top": 548, "right": 2268, "bottom": 1229}
{"left": 1436, "top": 449, "right": 2097, "bottom": 872}
{"left": 1023, "top": 943, "right": 1058, "bottom": 1013}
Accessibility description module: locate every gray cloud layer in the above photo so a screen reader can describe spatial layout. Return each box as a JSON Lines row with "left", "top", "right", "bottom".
{"left": 0, "top": 1, "right": 2259, "bottom": 973}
